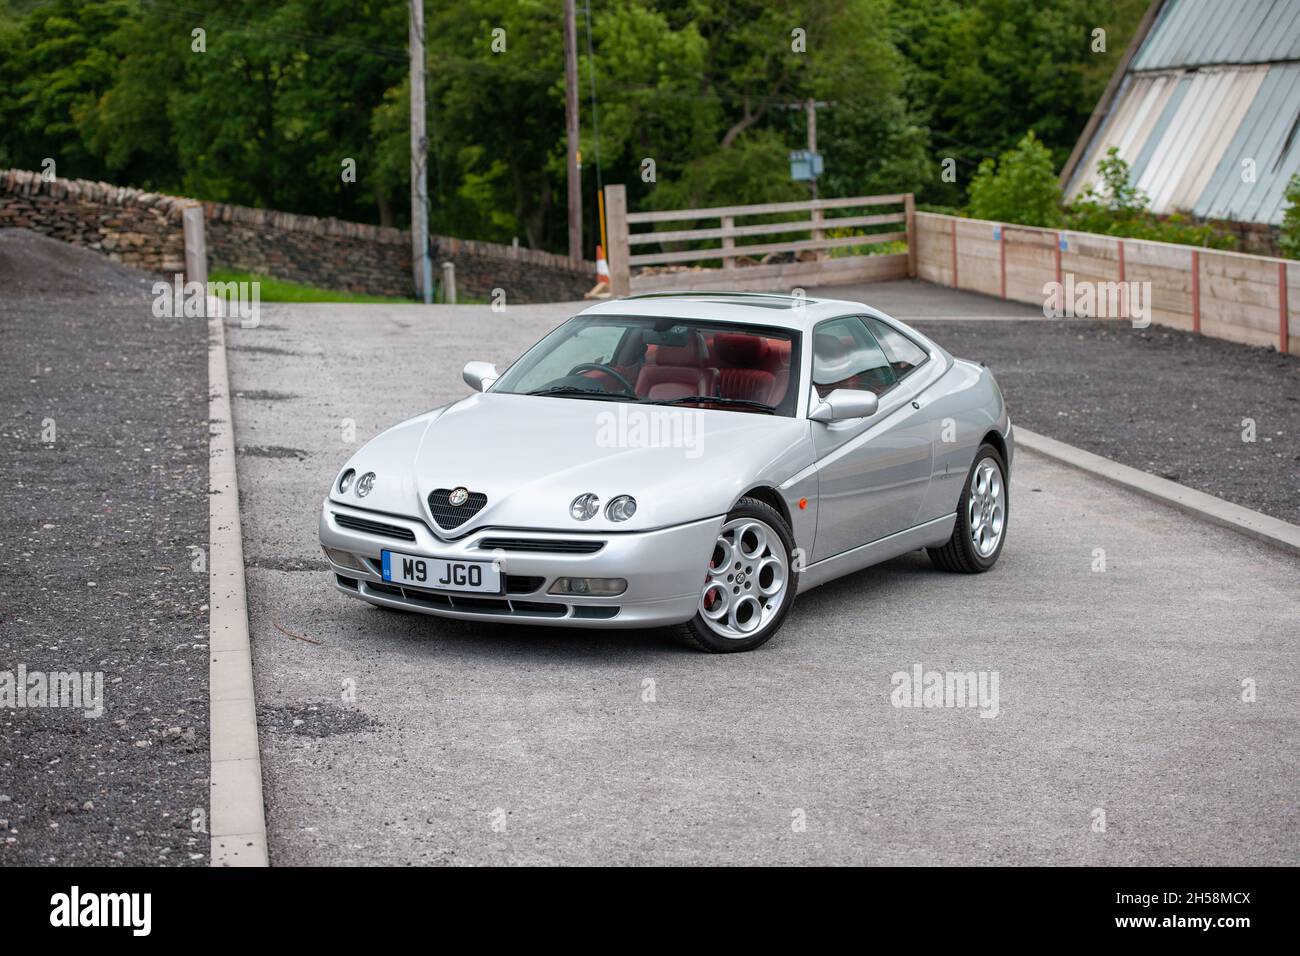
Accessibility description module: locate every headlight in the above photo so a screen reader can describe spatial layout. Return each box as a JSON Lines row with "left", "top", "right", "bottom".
{"left": 569, "top": 492, "right": 599, "bottom": 520}
{"left": 338, "top": 468, "right": 356, "bottom": 494}
{"left": 356, "top": 472, "right": 376, "bottom": 497}
{"left": 605, "top": 495, "right": 637, "bottom": 522}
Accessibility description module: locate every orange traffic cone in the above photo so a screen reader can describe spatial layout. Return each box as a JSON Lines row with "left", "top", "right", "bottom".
{"left": 587, "top": 244, "right": 613, "bottom": 299}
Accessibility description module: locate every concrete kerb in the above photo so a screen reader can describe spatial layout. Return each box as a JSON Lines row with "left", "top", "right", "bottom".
{"left": 206, "top": 249, "right": 269, "bottom": 866}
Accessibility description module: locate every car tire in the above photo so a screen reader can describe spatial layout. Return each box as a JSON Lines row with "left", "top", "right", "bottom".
{"left": 928, "top": 442, "right": 1008, "bottom": 573}
{"left": 671, "top": 496, "right": 799, "bottom": 653}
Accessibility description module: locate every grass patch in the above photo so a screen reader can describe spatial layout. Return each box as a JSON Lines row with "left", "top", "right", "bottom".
{"left": 209, "top": 268, "right": 419, "bottom": 304}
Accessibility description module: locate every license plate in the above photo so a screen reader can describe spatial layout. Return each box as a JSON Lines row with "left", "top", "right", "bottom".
{"left": 381, "top": 550, "right": 501, "bottom": 594}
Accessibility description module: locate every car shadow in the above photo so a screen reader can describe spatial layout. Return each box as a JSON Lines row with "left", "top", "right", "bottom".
{"left": 349, "top": 551, "right": 941, "bottom": 663}
{"left": 362, "top": 605, "right": 691, "bottom": 662}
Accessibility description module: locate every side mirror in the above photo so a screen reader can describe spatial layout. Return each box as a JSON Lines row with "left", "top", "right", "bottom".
{"left": 810, "top": 388, "right": 879, "bottom": 423}
{"left": 462, "top": 361, "right": 499, "bottom": 392}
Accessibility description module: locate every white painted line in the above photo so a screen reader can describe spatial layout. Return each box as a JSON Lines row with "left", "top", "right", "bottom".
{"left": 1016, "top": 427, "right": 1300, "bottom": 558}
{"left": 208, "top": 307, "right": 269, "bottom": 866}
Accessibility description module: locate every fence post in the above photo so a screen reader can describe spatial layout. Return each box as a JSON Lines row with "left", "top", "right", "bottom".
{"left": 1281, "top": 261, "right": 1291, "bottom": 354}
{"left": 950, "top": 217, "right": 958, "bottom": 289}
{"left": 1117, "top": 239, "right": 1127, "bottom": 319}
{"left": 722, "top": 215, "right": 735, "bottom": 270}
{"left": 604, "top": 184, "right": 630, "bottom": 296}
{"left": 182, "top": 203, "right": 207, "bottom": 288}
{"left": 998, "top": 224, "right": 1006, "bottom": 299}
{"left": 904, "top": 194, "right": 916, "bottom": 278}
{"left": 1191, "top": 249, "right": 1200, "bottom": 333}
{"left": 441, "top": 261, "right": 456, "bottom": 304}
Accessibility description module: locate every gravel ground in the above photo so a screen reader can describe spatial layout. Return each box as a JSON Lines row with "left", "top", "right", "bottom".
{"left": 0, "top": 230, "right": 209, "bottom": 865}
{"left": 908, "top": 317, "right": 1300, "bottom": 524}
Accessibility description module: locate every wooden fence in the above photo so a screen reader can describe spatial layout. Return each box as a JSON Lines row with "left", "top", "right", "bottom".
{"left": 603, "top": 184, "right": 914, "bottom": 295}
{"left": 916, "top": 212, "right": 1297, "bottom": 356}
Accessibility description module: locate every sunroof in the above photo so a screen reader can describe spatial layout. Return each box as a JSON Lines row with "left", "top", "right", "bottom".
{"left": 626, "top": 291, "right": 817, "bottom": 310}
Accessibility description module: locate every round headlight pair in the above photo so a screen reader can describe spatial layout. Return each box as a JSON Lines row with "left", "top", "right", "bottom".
{"left": 569, "top": 493, "right": 636, "bottom": 522}
{"left": 338, "top": 469, "right": 375, "bottom": 497}
{"left": 605, "top": 495, "right": 637, "bottom": 522}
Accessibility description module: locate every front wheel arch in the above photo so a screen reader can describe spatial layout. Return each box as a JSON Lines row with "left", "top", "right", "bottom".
{"left": 737, "top": 484, "right": 792, "bottom": 529}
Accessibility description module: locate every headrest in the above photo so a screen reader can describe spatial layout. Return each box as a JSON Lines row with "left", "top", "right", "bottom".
{"left": 713, "top": 333, "right": 770, "bottom": 366}
{"left": 814, "top": 332, "right": 848, "bottom": 362}
{"left": 768, "top": 338, "right": 792, "bottom": 369}
{"left": 646, "top": 331, "right": 707, "bottom": 367}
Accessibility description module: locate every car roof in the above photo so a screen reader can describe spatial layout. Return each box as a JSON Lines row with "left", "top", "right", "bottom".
{"left": 576, "top": 291, "right": 880, "bottom": 331}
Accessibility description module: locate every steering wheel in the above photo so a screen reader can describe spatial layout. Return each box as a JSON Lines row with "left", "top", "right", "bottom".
{"left": 568, "top": 362, "right": 637, "bottom": 395}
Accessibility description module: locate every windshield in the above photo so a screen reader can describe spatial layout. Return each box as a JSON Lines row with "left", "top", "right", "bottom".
{"left": 491, "top": 315, "right": 801, "bottom": 416}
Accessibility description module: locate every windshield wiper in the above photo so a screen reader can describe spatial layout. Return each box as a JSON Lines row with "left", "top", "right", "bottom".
{"left": 526, "top": 385, "right": 636, "bottom": 400}
{"left": 650, "top": 395, "right": 776, "bottom": 413}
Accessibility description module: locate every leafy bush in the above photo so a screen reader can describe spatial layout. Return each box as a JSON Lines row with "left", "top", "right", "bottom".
{"left": 1065, "top": 148, "right": 1237, "bottom": 250}
{"left": 967, "top": 131, "right": 1063, "bottom": 227}
{"left": 1280, "top": 173, "right": 1300, "bottom": 259}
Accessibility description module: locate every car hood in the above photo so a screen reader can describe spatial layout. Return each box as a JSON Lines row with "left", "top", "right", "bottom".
{"left": 329, "top": 392, "right": 812, "bottom": 537}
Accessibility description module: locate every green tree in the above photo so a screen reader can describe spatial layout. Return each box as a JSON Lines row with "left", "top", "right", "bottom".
{"left": 967, "top": 130, "right": 1063, "bottom": 226}
{"left": 0, "top": 0, "right": 132, "bottom": 180}
{"left": 890, "top": 0, "right": 1147, "bottom": 208}
{"left": 1279, "top": 173, "right": 1300, "bottom": 260}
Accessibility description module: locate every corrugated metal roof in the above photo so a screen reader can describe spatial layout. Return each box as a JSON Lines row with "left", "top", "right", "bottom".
{"left": 1195, "top": 62, "right": 1300, "bottom": 223}
{"left": 1132, "top": 0, "right": 1300, "bottom": 70}
{"left": 1065, "top": 63, "right": 1300, "bottom": 224}
{"left": 1136, "top": 67, "right": 1264, "bottom": 212}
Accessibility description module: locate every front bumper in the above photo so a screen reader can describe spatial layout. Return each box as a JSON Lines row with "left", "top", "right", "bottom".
{"left": 319, "top": 501, "right": 724, "bottom": 628}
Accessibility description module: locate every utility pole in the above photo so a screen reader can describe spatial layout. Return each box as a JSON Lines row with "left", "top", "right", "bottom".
{"left": 805, "top": 97, "right": 818, "bottom": 201}
{"left": 563, "top": 0, "right": 582, "bottom": 260}
{"left": 409, "top": 0, "right": 432, "bottom": 303}
{"left": 806, "top": 97, "right": 823, "bottom": 259}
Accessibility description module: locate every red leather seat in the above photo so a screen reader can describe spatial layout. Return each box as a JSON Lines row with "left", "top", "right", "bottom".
{"left": 636, "top": 332, "right": 717, "bottom": 400}
{"left": 766, "top": 338, "right": 791, "bottom": 405}
{"left": 714, "top": 333, "right": 775, "bottom": 403}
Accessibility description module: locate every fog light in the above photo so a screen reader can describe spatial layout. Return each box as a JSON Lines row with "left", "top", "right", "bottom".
{"left": 569, "top": 492, "right": 599, "bottom": 521}
{"left": 549, "top": 577, "right": 627, "bottom": 596}
{"left": 338, "top": 469, "right": 356, "bottom": 494}
{"left": 323, "top": 547, "right": 368, "bottom": 572}
{"left": 605, "top": 495, "right": 637, "bottom": 521}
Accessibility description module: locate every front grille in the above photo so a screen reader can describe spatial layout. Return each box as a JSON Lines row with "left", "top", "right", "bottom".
{"left": 334, "top": 513, "right": 416, "bottom": 541}
{"left": 428, "top": 488, "right": 487, "bottom": 529}
{"left": 357, "top": 579, "right": 569, "bottom": 618}
{"left": 479, "top": 537, "right": 604, "bottom": 554}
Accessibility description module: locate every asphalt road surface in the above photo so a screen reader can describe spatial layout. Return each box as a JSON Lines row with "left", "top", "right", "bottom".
{"left": 226, "top": 297, "right": 1298, "bottom": 866}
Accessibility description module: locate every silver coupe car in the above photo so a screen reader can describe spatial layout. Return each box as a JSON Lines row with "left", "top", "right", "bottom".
{"left": 319, "top": 291, "right": 1013, "bottom": 652}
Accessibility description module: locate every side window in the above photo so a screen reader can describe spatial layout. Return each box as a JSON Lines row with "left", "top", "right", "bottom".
{"left": 812, "top": 316, "right": 897, "bottom": 399}
{"left": 863, "top": 316, "right": 928, "bottom": 380}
